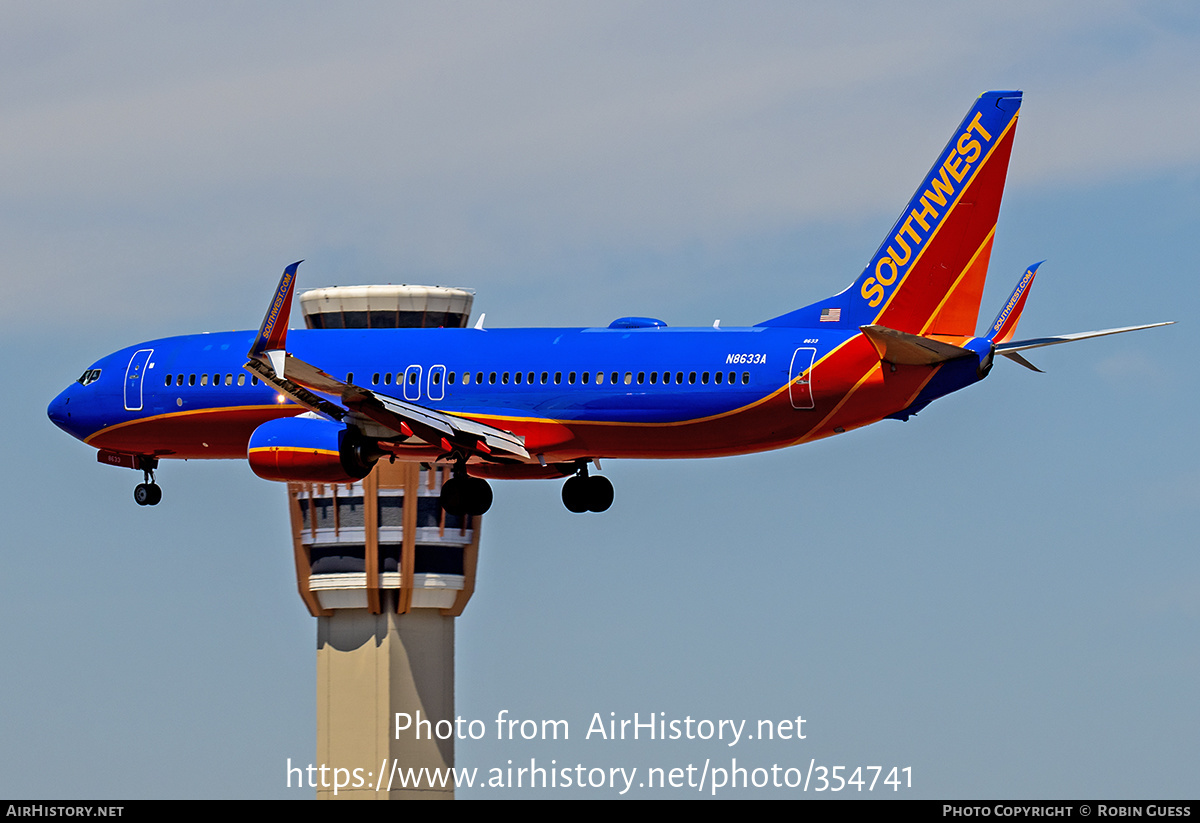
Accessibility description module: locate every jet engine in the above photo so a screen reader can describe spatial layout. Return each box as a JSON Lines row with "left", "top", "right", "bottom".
{"left": 247, "top": 416, "right": 380, "bottom": 483}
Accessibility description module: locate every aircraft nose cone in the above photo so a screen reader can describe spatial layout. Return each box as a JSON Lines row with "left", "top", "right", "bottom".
{"left": 47, "top": 387, "right": 73, "bottom": 431}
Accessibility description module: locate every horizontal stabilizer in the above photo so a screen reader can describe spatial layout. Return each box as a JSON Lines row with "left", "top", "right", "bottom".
{"left": 999, "top": 351, "right": 1044, "bottom": 373}
{"left": 996, "top": 322, "right": 1174, "bottom": 353}
{"left": 860, "top": 324, "right": 975, "bottom": 366}
{"left": 995, "top": 322, "right": 1173, "bottom": 372}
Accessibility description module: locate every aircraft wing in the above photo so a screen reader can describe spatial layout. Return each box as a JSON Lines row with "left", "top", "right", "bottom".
{"left": 341, "top": 384, "right": 529, "bottom": 459}
{"left": 243, "top": 262, "right": 528, "bottom": 460}
{"left": 245, "top": 353, "right": 529, "bottom": 460}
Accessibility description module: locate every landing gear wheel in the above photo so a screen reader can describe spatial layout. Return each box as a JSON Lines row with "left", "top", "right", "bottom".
{"left": 440, "top": 476, "right": 465, "bottom": 515}
{"left": 585, "top": 475, "right": 613, "bottom": 513}
{"left": 134, "top": 483, "right": 162, "bottom": 506}
{"left": 561, "top": 475, "right": 589, "bottom": 513}
{"left": 441, "top": 475, "right": 493, "bottom": 516}
{"left": 465, "top": 477, "right": 493, "bottom": 515}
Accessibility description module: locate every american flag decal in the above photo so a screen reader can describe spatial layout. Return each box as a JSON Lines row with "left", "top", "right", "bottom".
{"left": 820, "top": 308, "right": 841, "bottom": 322}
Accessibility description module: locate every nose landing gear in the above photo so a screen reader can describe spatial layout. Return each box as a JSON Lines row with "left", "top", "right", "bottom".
{"left": 133, "top": 456, "right": 162, "bottom": 506}
{"left": 561, "top": 463, "right": 613, "bottom": 513}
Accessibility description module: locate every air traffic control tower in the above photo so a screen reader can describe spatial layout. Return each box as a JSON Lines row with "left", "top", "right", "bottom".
{"left": 286, "top": 284, "right": 480, "bottom": 800}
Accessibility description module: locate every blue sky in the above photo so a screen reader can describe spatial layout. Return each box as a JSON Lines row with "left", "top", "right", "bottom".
{"left": 2, "top": 2, "right": 1196, "bottom": 798}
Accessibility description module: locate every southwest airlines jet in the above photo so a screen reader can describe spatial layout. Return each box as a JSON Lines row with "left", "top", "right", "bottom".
{"left": 47, "top": 91, "right": 1169, "bottom": 514}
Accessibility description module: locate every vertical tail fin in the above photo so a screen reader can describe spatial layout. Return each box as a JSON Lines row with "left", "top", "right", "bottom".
{"left": 760, "top": 91, "right": 1022, "bottom": 334}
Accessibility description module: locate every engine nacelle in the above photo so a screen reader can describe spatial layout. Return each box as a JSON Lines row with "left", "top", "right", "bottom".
{"left": 248, "top": 416, "right": 380, "bottom": 483}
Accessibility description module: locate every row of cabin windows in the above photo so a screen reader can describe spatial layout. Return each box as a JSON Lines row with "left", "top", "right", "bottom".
{"left": 163, "top": 373, "right": 261, "bottom": 388}
{"left": 161, "top": 368, "right": 751, "bottom": 390}
{"left": 367, "top": 370, "right": 752, "bottom": 388}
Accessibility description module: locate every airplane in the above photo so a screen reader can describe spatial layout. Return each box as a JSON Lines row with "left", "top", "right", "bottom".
{"left": 47, "top": 90, "right": 1171, "bottom": 514}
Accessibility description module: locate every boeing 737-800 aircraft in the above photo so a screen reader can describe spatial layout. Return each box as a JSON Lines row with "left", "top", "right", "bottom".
{"left": 46, "top": 91, "right": 1170, "bottom": 514}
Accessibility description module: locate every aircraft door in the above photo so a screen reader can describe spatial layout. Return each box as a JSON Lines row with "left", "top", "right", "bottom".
{"left": 124, "top": 348, "right": 154, "bottom": 411}
{"left": 403, "top": 365, "right": 423, "bottom": 401}
{"left": 789, "top": 347, "right": 816, "bottom": 410}
{"left": 427, "top": 365, "right": 446, "bottom": 401}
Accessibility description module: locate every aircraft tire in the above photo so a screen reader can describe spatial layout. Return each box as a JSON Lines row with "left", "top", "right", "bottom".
{"left": 561, "top": 476, "right": 588, "bottom": 513}
{"left": 466, "top": 477, "right": 493, "bottom": 516}
{"left": 586, "top": 475, "right": 613, "bottom": 513}
{"left": 440, "top": 477, "right": 465, "bottom": 515}
{"left": 134, "top": 484, "right": 150, "bottom": 506}
{"left": 146, "top": 483, "right": 162, "bottom": 506}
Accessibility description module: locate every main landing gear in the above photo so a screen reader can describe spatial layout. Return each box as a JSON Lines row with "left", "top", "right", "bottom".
{"left": 133, "top": 456, "right": 162, "bottom": 506}
{"left": 561, "top": 463, "right": 613, "bottom": 513}
{"left": 439, "top": 461, "right": 493, "bottom": 516}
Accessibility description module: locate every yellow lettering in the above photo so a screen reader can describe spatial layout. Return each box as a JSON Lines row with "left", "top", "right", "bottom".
{"left": 886, "top": 235, "right": 911, "bottom": 266}
{"left": 925, "top": 167, "right": 954, "bottom": 207}
{"left": 875, "top": 256, "right": 899, "bottom": 287}
{"left": 944, "top": 153, "right": 967, "bottom": 183}
{"left": 861, "top": 278, "right": 886, "bottom": 307}
{"left": 966, "top": 111, "right": 992, "bottom": 142}
{"left": 899, "top": 215, "right": 922, "bottom": 245}
{"left": 956, "top": 133, "right": 981, "bottom": 164}
{"left": 910, "top": 196, "right": 940, "bottom": 231}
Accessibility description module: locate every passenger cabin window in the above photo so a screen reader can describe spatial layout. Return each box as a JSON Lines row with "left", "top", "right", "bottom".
{"left": 238, "top": 374, "right": 246, "bottom": 386}
{"left": 200, "top": 374, "right": 209, "bottom": 386}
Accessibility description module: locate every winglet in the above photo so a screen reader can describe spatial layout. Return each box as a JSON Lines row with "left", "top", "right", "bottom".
{"left": 249, "top": 261, "right": 303, "bottom": 366}
{"left": 987, "top": 262, "right": 1041, "bottom": 343}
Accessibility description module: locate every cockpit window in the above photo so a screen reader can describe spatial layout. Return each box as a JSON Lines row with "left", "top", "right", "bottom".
{"left": 76, "top": 368, "right": 101, "bottom": 386}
